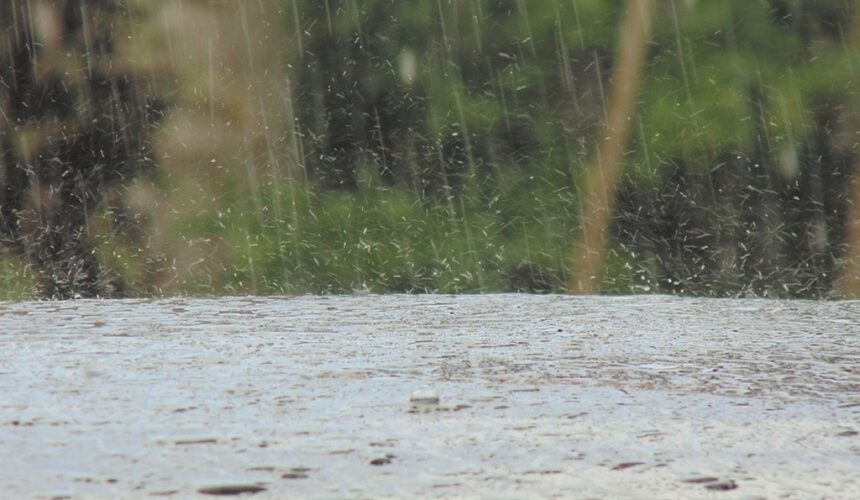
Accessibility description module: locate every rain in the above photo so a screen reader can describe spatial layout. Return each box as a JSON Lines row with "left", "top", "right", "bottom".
{"left": 0, "top": 0, "right": 856, "bottom": 298}
{"left": 1, "top": 1, "right": 859, "bottom": 498}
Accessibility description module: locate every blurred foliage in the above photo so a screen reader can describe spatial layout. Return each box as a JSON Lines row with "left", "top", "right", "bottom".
{"left": 2, "top": 0, "right": 859, "bottom": 299}
{"left": 0, "top": 0, "right": 166, "bottom": 299}
{"left": 0, "top": 256, "right": 36, "bottom": 300}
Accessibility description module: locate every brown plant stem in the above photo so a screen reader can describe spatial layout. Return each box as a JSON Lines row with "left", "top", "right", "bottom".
{"left": 837, "top": 0, "right": 860, "bottom": 298}
{"left": 568, "top": 0, "right": 656, "bottom": 293}
{"left": 843, "top": 175, "right": 860, "bottom": 297}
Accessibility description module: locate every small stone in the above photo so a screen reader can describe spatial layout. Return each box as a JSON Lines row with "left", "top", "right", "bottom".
{"left": 409, "top": 389, "right": 439, "bottom": 404}
{"left": 612, "top": 462, "right": 644, "bottom": 470}
{"left": 704, "top": 479, "right": 738, "bottom": 491}
{"left": 370, "top": 454, "right": 395, "bottom": 466}
{"left": 197, "top": 484, "right": 267, "bottom": 495}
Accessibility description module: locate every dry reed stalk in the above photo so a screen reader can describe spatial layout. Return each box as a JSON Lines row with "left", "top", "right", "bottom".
{"left": 568, "top": 0, "right": 656, "bottom": 293}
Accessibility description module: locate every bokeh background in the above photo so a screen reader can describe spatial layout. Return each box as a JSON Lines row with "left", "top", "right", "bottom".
{"left": 1, "top": 0, "right": 859, "bottom": 298}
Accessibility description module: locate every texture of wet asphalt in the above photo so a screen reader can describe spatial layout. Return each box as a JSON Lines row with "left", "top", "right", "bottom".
{"left": 1, "top": 295, "right": 858, "bottom": 498}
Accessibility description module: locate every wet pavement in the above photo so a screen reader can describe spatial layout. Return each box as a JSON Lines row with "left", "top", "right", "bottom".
{"left": 1, "top": 295, "right": 859, "bottom": 498}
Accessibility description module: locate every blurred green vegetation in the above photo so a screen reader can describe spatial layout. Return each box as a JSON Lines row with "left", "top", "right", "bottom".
{"left": 2, "top": 0, "right": 858, "bottom": 299}
{"left": 0, "top": 256, "right": 35, "bottom": 300}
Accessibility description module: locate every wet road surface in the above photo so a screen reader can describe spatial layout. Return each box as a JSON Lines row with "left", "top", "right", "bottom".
{"left": 1, "top": 295, "right": 859, "bottom": 498}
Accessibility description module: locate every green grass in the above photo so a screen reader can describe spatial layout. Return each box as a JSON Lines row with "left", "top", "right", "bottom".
{"left": 0, "top": 255, "right": 36, "bottom": 301}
